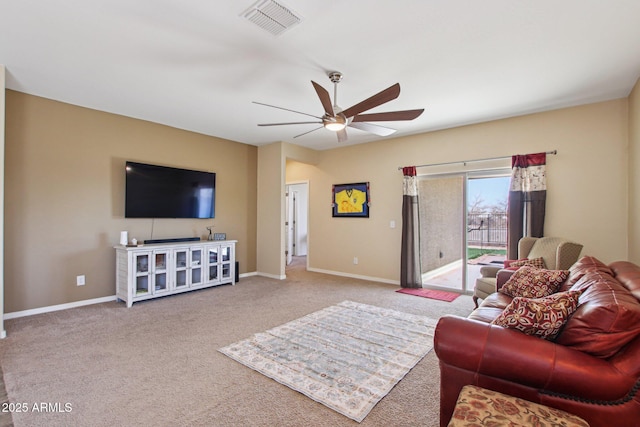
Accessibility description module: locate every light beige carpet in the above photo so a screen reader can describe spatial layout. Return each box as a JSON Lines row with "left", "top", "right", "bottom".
{"left": 0, "top": 257, "right": 474, "bottom": 427}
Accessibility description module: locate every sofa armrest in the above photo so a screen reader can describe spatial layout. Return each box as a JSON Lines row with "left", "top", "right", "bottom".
{"left": 479, "top": 265, "right": 501, "bottom": 278}
{"left": 496, "top": 269, "right": 516, "bottom": 289}
{"left": 434, "top": 315, "right": 637, "bottom": 401}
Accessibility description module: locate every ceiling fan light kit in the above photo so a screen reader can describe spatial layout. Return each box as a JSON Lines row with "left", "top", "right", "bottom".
{"left": 254, "top": 71, "right": 424, "bottom": 143}
{"left": 324, "top": 121, "right": 347, "bottom": 132}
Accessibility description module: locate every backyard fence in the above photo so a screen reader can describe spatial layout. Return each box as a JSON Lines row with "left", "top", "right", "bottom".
{"left": 467, "top": 212, "right": 507, "bottom": 247}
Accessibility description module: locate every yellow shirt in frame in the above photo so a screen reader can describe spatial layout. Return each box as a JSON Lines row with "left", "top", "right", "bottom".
{"left": 335, "top": 188, "right": 367, "bottom": 213}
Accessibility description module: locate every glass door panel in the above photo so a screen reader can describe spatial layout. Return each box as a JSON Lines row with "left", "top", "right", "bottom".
{"left": 418, "top": 176, "right": 465, "bottom": 291}
{"left": 209, "top": 265, "right": 218, "bottom": 281}
{"left": 208, "top": 247, "right": 219, "bottom": 264}
{"left": 175, "top": 250, "right": 187, "bottom": 268}
{"left": 222, "top": 263, "right": 231, "bottom": 280}
{"left": 192, "top": 268, "right": 202, "bottom": 285}
{"left": 136, "top": 276, "right": 149, "bottom": 295}
{"left": 135, "top": 254, "right": 149, "bottom": 274}
{"left": 154, "top": 273, "right": 167, "bottom": 292}
{"left": 175, "top": 270, "right": 187, "bottom": 288}
{"left": 221, "top": 246, "right": 230, "bottom": 262}
{"left": 154, "top": 253, "right": 167, "bottom": 270}
{"left": 191, "top": 249, "right": 202, "bottom": 267}
{"left": 466, "top": 174, "right": 510, "bottom": 283}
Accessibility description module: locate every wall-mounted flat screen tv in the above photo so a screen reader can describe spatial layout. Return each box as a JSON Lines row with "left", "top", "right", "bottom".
{"left": 125, "top": 161, "right": 216, "bottom": 218}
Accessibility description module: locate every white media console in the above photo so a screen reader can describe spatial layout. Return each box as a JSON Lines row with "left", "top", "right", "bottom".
{"left": 115, "top": 240, "right": 236, "bottom": 307}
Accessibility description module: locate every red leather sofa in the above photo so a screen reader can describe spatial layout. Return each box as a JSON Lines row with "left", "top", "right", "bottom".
{"left": 434, "top": 256, "right": 640, "bottom": 427}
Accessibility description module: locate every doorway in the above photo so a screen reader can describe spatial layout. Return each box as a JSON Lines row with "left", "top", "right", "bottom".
{"left": 285, "top": 182, "right": 309, "bottom": 267}
{"left": 418, "top": 170, "right": 509, "bottom": 292}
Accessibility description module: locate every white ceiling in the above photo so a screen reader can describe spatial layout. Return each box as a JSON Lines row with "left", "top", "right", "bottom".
{"left": 2, "top": 1, "right": 640, "bottom": 151}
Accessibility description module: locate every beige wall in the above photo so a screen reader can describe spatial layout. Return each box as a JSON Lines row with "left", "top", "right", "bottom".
{"left": 1, "top": 66, "right": 5, "bottom": 335}
{"left": 4, "top": 84, "right": 637, "bottom": 312}
{"left": 4, "top": 91, "right": 257, "bottom": 313}
{"left": 629, "top": 78, "right": 640, "bottom": 264}
{"left": 287, "top": 99, "right": 630, "bottom": 283}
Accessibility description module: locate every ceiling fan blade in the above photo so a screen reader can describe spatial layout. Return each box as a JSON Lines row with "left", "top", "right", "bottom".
{"left": 340, "top": 83, "right": 401, "bottom": 119}
{"left": 311, "top": 81, "right": 334, "bottom": 117}
{"left": 352, "top": 109, "right": 424, "bottom": 122}
{"left": 348, "top": 122, "right": 397, "bottom": 137}
{"left": 294, "top": 126, "right": 324, "bottom": 138}
{"left": 253, "top": 101, "right": 323, "bottom": 120}
{"left": 337, "top": 128, "right": 348, "bottom": 143}
{"left": 258, "top": 121, "right": 322, "bottom": 126}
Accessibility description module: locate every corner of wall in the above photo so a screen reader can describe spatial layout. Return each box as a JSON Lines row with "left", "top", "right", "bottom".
{"left": 628, "top": 77, "right": 640, "bottom": 264}
{"left": 256, "top": 142, "right": 286, "bottom": 278}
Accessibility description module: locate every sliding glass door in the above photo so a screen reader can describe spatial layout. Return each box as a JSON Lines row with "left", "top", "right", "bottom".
{"left": 418, "top": 170, "right": 509, "bottom": 292}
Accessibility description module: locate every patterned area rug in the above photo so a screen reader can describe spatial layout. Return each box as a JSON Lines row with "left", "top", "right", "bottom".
{"left": 396, "top": 288, "right": 460, "bottom": 302}
{"left": 219, "top": 300, "right": 436, "bottom": 422}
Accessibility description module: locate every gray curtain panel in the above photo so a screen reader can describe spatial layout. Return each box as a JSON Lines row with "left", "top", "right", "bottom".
{"left": 401, "top": 166, "right": 422, "bottom": 288}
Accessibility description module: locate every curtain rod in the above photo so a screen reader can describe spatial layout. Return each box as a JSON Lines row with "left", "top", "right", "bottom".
{"left": 398, "top": 150, "right": 557, "bottom": 170}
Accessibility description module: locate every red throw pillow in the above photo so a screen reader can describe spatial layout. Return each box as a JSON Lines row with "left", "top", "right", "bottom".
{"left": 500, "top": 266, "right": 569, "bottom": 299}
{"left": 492, "top": 290, "right": 582, "bottom": 340}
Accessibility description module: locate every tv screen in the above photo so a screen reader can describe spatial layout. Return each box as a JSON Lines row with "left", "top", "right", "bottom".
{"left": 125, "top": 161, "right": 215, "bottom": 218}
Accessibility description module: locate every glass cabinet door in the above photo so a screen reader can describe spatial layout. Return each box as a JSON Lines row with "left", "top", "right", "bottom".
{"left": 174, "top": 249, "right": 189, "bottom": 289}
{"left": 191, "top": 248, "right": 203, "bottom": 286}
{"left": 133, "top": 252, "right": 151, "bottom": 296}
{"left": 153, "top": 251, "right": 169, "bottom": 293}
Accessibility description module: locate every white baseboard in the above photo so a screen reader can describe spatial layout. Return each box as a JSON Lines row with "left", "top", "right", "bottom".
{"left": 4, "top": 273, "right": 256, "bottom": 322}
{"left": 2, "top": 269, "right": 391, "bottom": 322}
{"left": 307, "top": 267, "right": 399, "bottom": 286}
{"left": 4, "top": 295, "right": 118, "bottom": 320}
{"left": 257, "top": 272, "right": 287, "bottom": 280}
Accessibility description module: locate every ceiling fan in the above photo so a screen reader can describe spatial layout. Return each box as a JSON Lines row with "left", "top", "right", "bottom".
{"left": 253, "top": 72, "right": 424, "bottom": 143}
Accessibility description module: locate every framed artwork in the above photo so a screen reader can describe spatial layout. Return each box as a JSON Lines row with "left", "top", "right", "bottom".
{"left": 332, "top": 182, "right": 370, "bottom": 218}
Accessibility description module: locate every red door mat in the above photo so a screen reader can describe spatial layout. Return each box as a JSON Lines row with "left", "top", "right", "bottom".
{"left": 396, "top": 288, "right": 460, "bottom": 302}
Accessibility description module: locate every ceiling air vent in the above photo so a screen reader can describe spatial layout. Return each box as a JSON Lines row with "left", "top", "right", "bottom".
{"left": 241, "top": 0, "right": 302, "bottom": 36}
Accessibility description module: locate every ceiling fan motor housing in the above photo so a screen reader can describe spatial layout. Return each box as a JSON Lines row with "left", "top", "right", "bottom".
{"left": 328, "top": 71, "right": 343, "bottom": 83}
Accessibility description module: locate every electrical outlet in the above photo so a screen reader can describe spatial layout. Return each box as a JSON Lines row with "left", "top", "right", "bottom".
{"left": 76, "top": 275, "right": 86, "bottom": 286}
{"left": 353, "top": 257, "right": 358, "bottom": 265}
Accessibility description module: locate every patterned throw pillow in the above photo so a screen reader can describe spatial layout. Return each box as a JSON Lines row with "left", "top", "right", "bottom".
{"left": 507, "top": 257, "right": 546, "bottom": 269}
{"left": 492, "top": 290, "right": 582, "bottom": 340}
{"left": 500, "top": 266, "right": 569, "bottom": 299}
